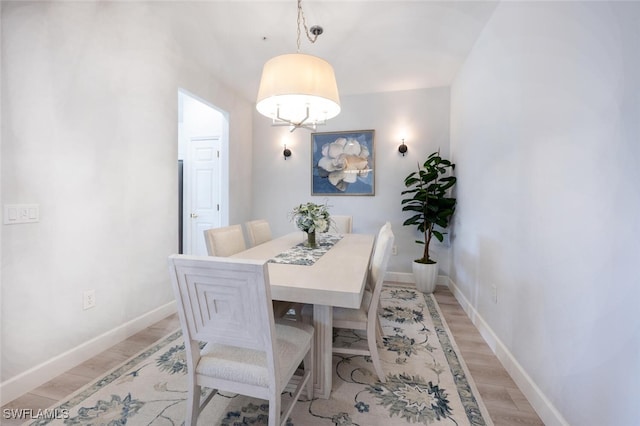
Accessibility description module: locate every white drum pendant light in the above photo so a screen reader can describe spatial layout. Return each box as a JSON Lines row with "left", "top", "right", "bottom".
{"left": 256, "top": 0, "right": 340, "bottom": 132}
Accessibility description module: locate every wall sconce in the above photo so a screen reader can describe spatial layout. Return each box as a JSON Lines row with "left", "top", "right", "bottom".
{"left": 283, "top": 144, "right": 292, "bottom": 160}
{"left": 398, "top": 139, "right": 408, "bottom": 156}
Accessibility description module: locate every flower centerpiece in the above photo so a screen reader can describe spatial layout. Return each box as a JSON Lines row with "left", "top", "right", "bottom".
{"left": 290, "top": 202, "right": 332, "bottom": 248}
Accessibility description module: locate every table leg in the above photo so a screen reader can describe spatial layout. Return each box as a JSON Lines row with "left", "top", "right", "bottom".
{"left": 312, "top": 304, "right": 332, "bottom": 399}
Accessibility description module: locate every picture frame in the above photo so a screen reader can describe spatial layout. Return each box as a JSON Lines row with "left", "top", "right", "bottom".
{"left": 311, "top": 130, "right": 375, "bottom": 196}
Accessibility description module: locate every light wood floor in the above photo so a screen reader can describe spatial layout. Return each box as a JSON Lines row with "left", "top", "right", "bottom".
{"left": 2, "top": 285, "right": 544, "bottom": 425}
{"left": 433, "top": 286, "right": 544, "bottom": 425}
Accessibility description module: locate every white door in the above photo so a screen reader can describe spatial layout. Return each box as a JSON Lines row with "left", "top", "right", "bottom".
{"left": 185, "top": 137, "right": 221, "bottom": 255}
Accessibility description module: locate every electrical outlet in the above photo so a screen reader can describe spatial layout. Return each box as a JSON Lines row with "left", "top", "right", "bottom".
{"left": 83, "top": 289, "right": 96, "bottom": 310}
{"left": 392, "top": 245, "right": 398, "bottom": 256}
{"left": 491, "top": 285, "right": 497, "bottom": 304}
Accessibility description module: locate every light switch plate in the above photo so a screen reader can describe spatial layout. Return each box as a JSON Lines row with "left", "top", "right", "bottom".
{"left": 3, "top": 204, "right": 39, "bottom": 224}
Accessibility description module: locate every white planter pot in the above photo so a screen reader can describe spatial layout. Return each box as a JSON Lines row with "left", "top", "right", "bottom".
{"left": 412, "top": 261, "right": 438, "bottom": 294}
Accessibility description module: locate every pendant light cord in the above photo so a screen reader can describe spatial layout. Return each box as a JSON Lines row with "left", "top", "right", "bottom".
{"left": 297, "top": 0, "right": 320, "bottom": 52}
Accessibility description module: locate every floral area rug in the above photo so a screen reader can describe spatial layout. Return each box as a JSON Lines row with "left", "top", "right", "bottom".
{"left": 28, "top": 285, "right": 493, "bottom": 425}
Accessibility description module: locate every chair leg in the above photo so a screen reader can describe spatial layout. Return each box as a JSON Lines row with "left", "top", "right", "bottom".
{"left": 305, "top": 345, "right": 314, "bottom": 400}
{"left": 269, "top": 395, "right": 281, "bottom": 426}
{"left": 186, "top": 382, "right": 201, "bottom": 426}
{"left": 367, "top": 323, "right": 386, "bottom": 383}
{"left": 374, "top": 300, "right": 384, "bottom": 344}
{"left": 376, "top": 316, "right": 384, "bottom": 345}
{"left": 293, "top": 303, "right": 304, "bottom": 321}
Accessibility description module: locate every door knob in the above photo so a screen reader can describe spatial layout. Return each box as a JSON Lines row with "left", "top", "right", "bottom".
{"left": 190, "top": 213, "right": 198, "bottom": 218}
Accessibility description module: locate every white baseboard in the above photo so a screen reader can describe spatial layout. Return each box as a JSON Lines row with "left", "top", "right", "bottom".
{"left": 385, "top": 271, "right": 449, "bottom": 287}
{"left": 0, "top": 301, "right": 177, "bottom": 406}
{"left": 446, "top": 277, "right": 569, "bottom": 426}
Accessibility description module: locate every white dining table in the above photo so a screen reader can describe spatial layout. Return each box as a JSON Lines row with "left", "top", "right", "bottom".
{"left": 231, "top": 231, "right": 375, "bottom": 399}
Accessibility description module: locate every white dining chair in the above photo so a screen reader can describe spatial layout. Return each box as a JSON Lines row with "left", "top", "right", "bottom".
{"left": 304, "top": 223, "right": 394, "bottom": 382}
{"left": 245, "top": 219, "right": 273, "bottom": 247}
{"left": 168, "top": 255, "right": 314, "bottom": 426}
{"left": 331, "top": 215, "right": 353, "bottom": 234}
{"left": 203, "top": 224, "right": 246, "bottom": 257}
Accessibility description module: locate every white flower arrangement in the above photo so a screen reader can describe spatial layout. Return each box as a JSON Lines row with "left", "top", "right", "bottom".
{"left": 290, "top": 202, "right": 332, "bottom": 234}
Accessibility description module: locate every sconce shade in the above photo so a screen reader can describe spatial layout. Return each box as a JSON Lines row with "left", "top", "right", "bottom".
{"left": 256, "top": 53, "right": 341, "bottom": 126}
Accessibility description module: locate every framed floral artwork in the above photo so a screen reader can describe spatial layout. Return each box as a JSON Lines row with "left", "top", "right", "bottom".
{"left": 311, "top": 130, "right": 375, "bottom": 196}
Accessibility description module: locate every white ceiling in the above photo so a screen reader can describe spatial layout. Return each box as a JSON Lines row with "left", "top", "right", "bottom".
{"left": 167, "top": 1, "right": 499, "bottom": 102}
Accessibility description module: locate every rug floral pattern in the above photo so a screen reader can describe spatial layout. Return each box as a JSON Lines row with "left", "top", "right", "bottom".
{"left": 28, "top": 285, "right": 492, "bottom": 426}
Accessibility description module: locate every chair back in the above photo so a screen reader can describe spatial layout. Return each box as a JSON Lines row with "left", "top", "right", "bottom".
{"left": 331, "top": 215, "right": 353, "bottom": 233}
{"left": 168, "top": 254, "right": 277, "bottom": 357}
{"left": 245, "top": 219, "right": 272, "bottom": 247}
{"left": 366, "top": 223, "right": 394, "bottom": 317}
{"left": 366, "top": 221, "right": 392, "bottom": 290}
{"left": 203, "top": 224, "right": 246, "bottom": 257}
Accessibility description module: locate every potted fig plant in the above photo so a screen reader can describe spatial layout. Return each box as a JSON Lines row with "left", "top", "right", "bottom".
{"left": 401, "top": 151, "right": 457, "bottom": 293}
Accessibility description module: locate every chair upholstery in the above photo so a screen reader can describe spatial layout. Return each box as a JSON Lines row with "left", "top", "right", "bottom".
{"left": 331, "top": 215, "right": 353, "bottom": 234}
{"left": 246, "top": 219, "right": 273, "bottom": 247}
{"left": 168, "top": 255, "right": 314, "bottom": 426}
{"left": 305, "top": 222, "right": 394, "bottom": 382}
{"left": 203, "top": 224, "right": 246, "bottom": 257}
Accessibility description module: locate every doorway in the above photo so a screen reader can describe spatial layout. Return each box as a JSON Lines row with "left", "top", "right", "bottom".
{"left": 178, "top": 90, "right": 229, "bottom": 256}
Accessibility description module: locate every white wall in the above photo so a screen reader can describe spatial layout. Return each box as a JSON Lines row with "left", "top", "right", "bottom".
{"left": 251, "top": 87, "right": 453, "bottom": 275}
{"left": 450, "top": 2, "right": 640, "bottom": 425}
{"left": 0, "top": 1, "right": 252, "bottom": 399}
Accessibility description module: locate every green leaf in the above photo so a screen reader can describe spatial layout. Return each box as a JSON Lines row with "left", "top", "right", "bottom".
{"left": 404, "top": 175, "right": 419, "bottom": 186}
{"left": 402, "top": 216, "right": 422, "bottom": 226}
{"left": 402, "top": 206, "right": 424, "bottom": 213}
{"left": 400, "top": 188, "right": 420, "bottom": 196}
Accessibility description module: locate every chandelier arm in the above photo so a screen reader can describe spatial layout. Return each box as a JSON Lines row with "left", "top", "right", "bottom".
{"left": 272, "top": 105, "right": 323, "bottom": 132}
{"left": 276, "top": 105, "right": 310, "bottom": 126}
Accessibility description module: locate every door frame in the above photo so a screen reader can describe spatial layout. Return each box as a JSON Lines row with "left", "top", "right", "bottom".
{"left": 178, "top": 89, "right": 230, "bottom": 255}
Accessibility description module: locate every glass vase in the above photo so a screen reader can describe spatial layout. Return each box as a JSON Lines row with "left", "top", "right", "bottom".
{"left": 306, "top": 231, "right": 317, "bottom": 248}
